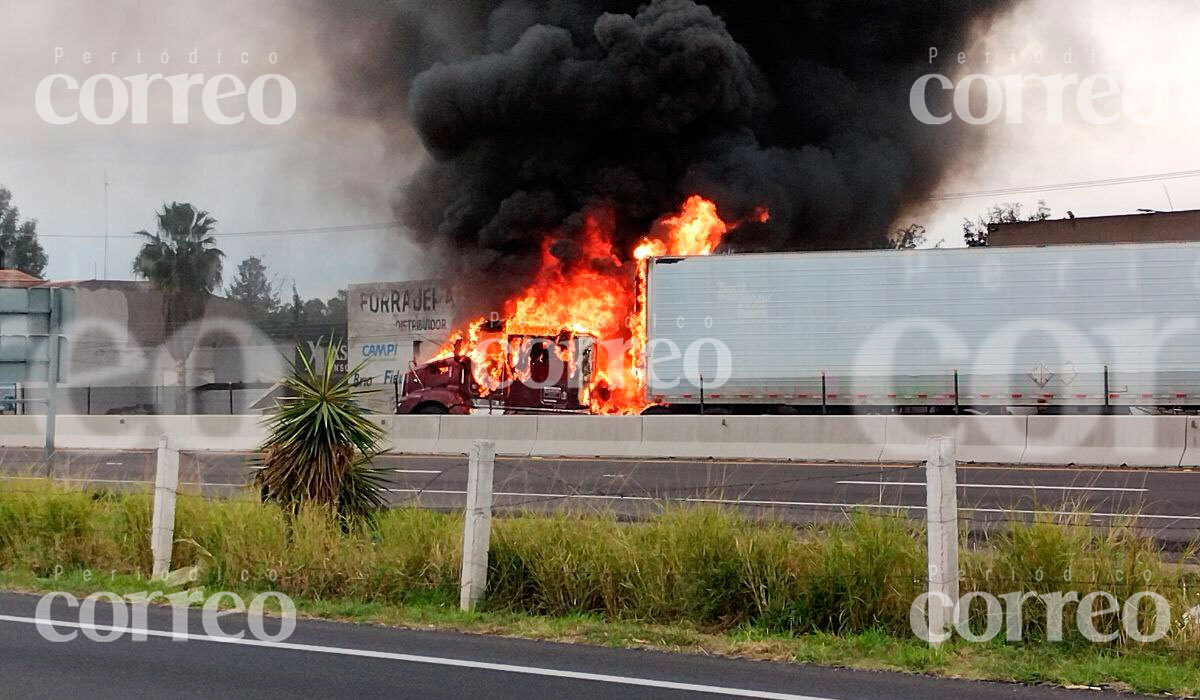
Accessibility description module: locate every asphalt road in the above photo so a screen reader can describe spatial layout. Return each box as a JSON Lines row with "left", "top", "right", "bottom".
{"left": 0, "top": 591, "right": 1154, "bottom": 700}
{"left": 3, "top": 447, "right": 1200, "bottom": 541}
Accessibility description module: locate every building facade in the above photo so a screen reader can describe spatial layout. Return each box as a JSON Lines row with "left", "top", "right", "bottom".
{"left": 3, "top": 278, "right": 289, "bottom": 415}
{"left": 347, "top": 280, "right": 455, "bottom": 412}
{"left": 988, "top": 209, "right": 1200, "bottom": 247}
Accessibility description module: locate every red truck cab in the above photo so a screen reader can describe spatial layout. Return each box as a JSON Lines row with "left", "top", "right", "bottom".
{"left": 395, "top": 356, "right": 475, "bottom": 414}
{"left": 396, "top": 331, "right": 596, "bottom": 415}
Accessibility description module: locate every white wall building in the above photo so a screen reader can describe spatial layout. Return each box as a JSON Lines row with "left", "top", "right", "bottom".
{"left": 347, "top": 280, "right": 455, "bottom": 412}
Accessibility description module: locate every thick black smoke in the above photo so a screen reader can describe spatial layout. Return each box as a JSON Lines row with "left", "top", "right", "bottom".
{"left": 317, "top": 0, "right": 1015, "bottom": 315}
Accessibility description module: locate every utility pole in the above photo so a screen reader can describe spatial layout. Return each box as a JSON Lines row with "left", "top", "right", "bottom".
{"left": 103, "top": 167, "right": 109, "bottom": 280}
{"left": 43, "top": 288, "right": 60, "bottom": 471}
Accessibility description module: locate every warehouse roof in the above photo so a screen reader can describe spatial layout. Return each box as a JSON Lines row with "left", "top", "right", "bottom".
{"left": 989, "top": 209, "right": 1200, "bottom": 246}
{"left": 0, "top": 269, "right": 43, "bottom": 288}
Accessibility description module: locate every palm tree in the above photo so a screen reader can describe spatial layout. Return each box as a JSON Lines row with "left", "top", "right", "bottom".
{"left": 132, "top": 202, "right": 224, "bottom": 414}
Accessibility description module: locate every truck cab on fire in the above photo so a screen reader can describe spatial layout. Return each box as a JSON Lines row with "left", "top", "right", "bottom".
{"left": 395, "top": 331, "right": 597, "bottom": 415}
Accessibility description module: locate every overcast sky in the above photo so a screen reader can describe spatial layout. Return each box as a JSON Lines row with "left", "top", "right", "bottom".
{"left": 0, "top": 0, "right": 1197, "bottom": 298}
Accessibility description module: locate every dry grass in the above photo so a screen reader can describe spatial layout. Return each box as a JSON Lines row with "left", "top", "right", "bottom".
{"left": 1, "top": 478, "right": 1198, "bottom": 651}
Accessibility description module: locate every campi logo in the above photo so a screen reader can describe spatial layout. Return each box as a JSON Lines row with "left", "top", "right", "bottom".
{"left": 362, "top": 343, "right": 398, "bottom": 358}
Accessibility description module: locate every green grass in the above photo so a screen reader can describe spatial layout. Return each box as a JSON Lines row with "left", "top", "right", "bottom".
{"left": 2, "top": 478, "right": 1200, "bottom": 696}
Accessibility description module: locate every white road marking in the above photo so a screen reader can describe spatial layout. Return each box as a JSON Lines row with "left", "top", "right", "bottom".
{"left": 392, "top": 469, "right": 442, "bottom": 474}
{"left": 0, "top": 476, "right": 152, "bottom": 485}
{"left": 0, "top": 476, "right": 246, "bottom": 488}
{"left": 388, "top": 489, "right": 1200, "bottom": 521}
{"left": 391, "top": 489, "right": 653, "bottom": 501}
{"left": 0, "top": 614, "right": 827, "bottom": 700}
{"left": 837, "top": 480, "right": 1148, "bottom": 493}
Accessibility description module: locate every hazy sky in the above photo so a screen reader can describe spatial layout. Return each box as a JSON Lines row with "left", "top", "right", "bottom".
{"left": 1, "top": 0, "right": 1197, "bottom": 298}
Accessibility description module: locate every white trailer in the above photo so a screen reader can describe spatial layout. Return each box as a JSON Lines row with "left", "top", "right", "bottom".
{"left": 643, "top": 242, "right": 1200, "bottom": 412}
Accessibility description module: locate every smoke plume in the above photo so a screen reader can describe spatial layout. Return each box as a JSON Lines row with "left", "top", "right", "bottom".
{"left": 317, "top": 0, "right": 1016, "bottom": 315}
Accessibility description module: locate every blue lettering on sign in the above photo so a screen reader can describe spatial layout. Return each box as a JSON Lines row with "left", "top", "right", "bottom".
{"left": 362, "top": 343, "right": 398, "bottom": 358}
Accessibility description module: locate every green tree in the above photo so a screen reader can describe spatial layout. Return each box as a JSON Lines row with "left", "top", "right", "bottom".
{"left": 963, "top": 200, "right": 1051, "bottom": 247}
{"left": 325, "top": 289, "right": 348, "bottom": 326}
{"left": 0, "top": 187, "right": 48, "bottom": 277}
{"left": 132, "top": 202, "right": 224, "bottom": 414}
{"left": 226, "top": 255, "right": 279, "bottom": 319}
{"left": 301, "top": 297, "right": 329, "bottom": 321}
{"left": 891, "top": 223, "right": 926, "bottom": 250}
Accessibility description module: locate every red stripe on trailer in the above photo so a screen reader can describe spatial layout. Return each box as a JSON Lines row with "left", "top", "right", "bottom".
{"left": 708, "top": 394, "right": 721, "bottom": 398}
{"left": 856, "top": 393, "right": 867, "bottom": 398}
{"left": 1177, "top": 393, "right": 1188, "bottom": 398}
{"left": 916, "top": 393, "right": 927, "bottom": 398}
{"left": 767, "top": 393, "right": 780, "bottom": 398}
{"left": 681, "top": 393, "right": 693, "bottom": 398}
{"left": 796, "top": 393, "right": 809, "bottom": 398}
{"left": 1142, "top": 393, "right": 1154, "bottom": 398}
{"left": 1109, "top": 393, "right": 1120, "bottom": 399}
{"left": 827, "top": 393, "right": 838, "bottom": 399}
{"left": 1042, "top": 393, "right": 1054, "bottom": 399}
{"left": 738, "top": 393, "right": 751, "bottom": 398}
{"left": 1075, "top": 394, "right": 1088, "bottom": 399}
{"left": 886, "top": 393, "right": 897, "bottom": 398}
{"left": 1011, "top": 393, "right": 1022, "bottom": 398}
{"left": 980, "top": 393, "right": 991, "bottom": 398}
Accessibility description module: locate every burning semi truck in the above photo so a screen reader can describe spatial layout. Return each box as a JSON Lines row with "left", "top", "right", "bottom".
{"left": 397, "top": 197, "right": 1200, "bottom": 415}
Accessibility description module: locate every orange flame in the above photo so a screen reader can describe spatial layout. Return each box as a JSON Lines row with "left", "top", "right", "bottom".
{"left": 437, "top": 195, "right": 761, "bottom": 413}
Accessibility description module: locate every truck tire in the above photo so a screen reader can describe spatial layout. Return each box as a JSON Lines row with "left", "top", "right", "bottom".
{"left": 415, "top": 403, "right": 449, "bottom": 414}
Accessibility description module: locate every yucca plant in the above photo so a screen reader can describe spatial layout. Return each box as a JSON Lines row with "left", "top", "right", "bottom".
{"left": 255, "top": 342, "right": 388, "bottom": 528}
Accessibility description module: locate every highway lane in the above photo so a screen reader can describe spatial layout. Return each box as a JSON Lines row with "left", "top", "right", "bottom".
{"left": 0, "top": 591, "right": 1153, "bottom": 700}
{"left": 3, "top": 447, "right": 1200, "bottom": 540}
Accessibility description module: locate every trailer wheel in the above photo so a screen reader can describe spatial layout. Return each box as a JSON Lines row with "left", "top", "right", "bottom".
{"left": 414, "top": 403, "right": 449, "bottom": 414}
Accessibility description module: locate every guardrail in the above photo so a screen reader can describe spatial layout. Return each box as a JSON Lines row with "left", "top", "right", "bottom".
{"left": 1, "top": 413, "right": 1197, "bottom": 467}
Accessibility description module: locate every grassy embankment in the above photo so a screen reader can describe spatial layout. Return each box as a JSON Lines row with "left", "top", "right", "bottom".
{"left": 1, "top": 478, "right": 1198, "bottom": 696}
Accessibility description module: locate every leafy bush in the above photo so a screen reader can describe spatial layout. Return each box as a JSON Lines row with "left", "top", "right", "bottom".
{"left": 254, "top": 343, "right": 388, "bottom": 527}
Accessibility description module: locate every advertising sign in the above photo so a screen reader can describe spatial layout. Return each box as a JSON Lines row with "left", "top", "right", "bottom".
{"left": 347, "top": 280, "right": 455, "bottom": 411}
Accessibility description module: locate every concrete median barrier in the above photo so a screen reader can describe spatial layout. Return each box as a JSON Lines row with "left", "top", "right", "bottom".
{"left": 0, "top": 415, "right": 46, "bottom": 448}
{"left": 436, "top": 415, "right": 537, "bottom": 456}
{"left": 377, "top": 415, "right": 441, "bottom": 454}
{"left": 1022, "top": 415, "right": 1185, "bottom": 467}
{"left": 881, "top": 415, "right": 1027, "bottom": 463}
{"left": 639, "top": 416, "right": 760, "bottom": 459}
{"left": 752, "top": 416, "right": 886, "bottom": 461}
{"left": 53, "top": 415, "right": 191, "bottom": 450}
{"left": 0, "top": 413, "right": 1195, "bottom": 467}
{"left": 531, "top": 415, "right": 644, "bottom": 457}
{"left": 1178, "top": 417, "right": 1200, "bottom": 467}
{"left": 186, "top": 415, "right": 264, "bottom": 451}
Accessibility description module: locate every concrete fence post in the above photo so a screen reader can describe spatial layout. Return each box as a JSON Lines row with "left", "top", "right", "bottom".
{"left": 151, "top": 435, "right": 180, "bottom": 579}
{"left": 924, "top": 435, "right": 959, "bottom": 645}
{"left": 460, "top": 439, "right": 495, "bottom": 611}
